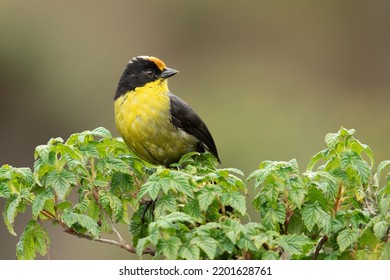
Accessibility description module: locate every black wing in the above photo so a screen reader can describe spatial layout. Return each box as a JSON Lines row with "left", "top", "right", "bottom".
{"left": 168, "top": 92, "right": 220, "bottom": 162}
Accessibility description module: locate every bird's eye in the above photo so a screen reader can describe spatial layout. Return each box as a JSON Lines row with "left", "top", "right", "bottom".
{"left": 145, "top": 70, "right": 154, "bottom": 77}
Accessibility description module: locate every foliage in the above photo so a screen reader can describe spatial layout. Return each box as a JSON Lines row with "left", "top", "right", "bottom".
{"left": 0, "top": 127, "right": 389, "bottom": 259}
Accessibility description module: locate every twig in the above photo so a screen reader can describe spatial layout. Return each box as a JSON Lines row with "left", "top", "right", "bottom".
{"left": 102, "top": 209, "right": 126, "bottom": 243}
{"left": 64, "top": 227, "right": 155, "bottom": 256}
{"left": 312, "top": 235, "right": 328, "bottom": 260}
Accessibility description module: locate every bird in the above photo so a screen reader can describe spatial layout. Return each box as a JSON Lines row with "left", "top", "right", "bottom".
{"left": 114, "top": 55, "right": 220, "bottom": 166}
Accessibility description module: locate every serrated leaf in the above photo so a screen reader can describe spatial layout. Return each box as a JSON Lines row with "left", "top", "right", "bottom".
{"left": 301, "top": 201, "right": 331, "bottom": 234}
{"left": 361, "top": 143, "right": 374, "bottom": 167}
{"left": 0, "top": 182, "right": 10, "bottom": 198}
{"left": 288, "top": 181, "right": 307, "bottom": 209}
{"left": 32, "top": 189, "right": 54, "bottom": 219}
{"left": 337, "top": 228, "right": 360, "bottom": 252}
{"left": 111, "top": 172, "right": 134, "bottom": 193}
{"left": 262, "top": 203, "right": 286, "bottom": 230}
{"left": 44, "top": 169, "right": 77, "bottom": 200}
{"left": 246, "top": 168, "right": 270, "bottom": 189}
{"left": 130, "top": 202, "right": 154, "bottom": 246}
{"left": 380, "top": 243, "right": 390, "bottom": 260}
{"left": 92, "top": 127, "right": 112, "bottom": 138}
{"left": 197, "top": 184, "right": 222, "bottom": 211}
{"left": 277, "top": 234, "right": 313, "bottom": 255}
{"left": 220, "top": 167, "right": 244, "bottom": 177}
{"left": 99, "top": 190, "right": 124, "bottom": 221}
{"left": 253, "top": 233, "right": 269, "bottom": 249}
{"left": 78, "top": 143, "right": 100, "bottom": 158}
{"left": 5, "top": 195, "right": 22, "bottom": 226}
{"left": 154, "top": 194, "right": 177, "bottom": 218}
{"left": 157, "top": 236, "right": 182, "bottom": 259}
{"left": 379, "top": 197, "right": 390, "bottom": 214}
{"left": 62, "top": 209, "right": 100, "bottom": 238}
{"left": 16, "top": 220, "right": 50, "bottom": 260}
{"left": 56, "top": 200, "right": 73, "bottom": 211}
{"left": 191, "top": 235, "right": 218, "bottom": 259}
{"left": 179, "top": 244, "right": 200, "bottom": 260}
{"left": 136, "top": 237, "right": 150, "bottom": 256}
{"left": 376, "top": 160, "right": 390, "bottom": 183}
{"left": 325, "top": 132, "right": 338, "bottom": 149}
{"left": 340, "top": 151, "right": 370, "bottom": 184}
{"left": 373, "top": 220, "right": 388, "bottom": 240}
{"left": 161, "top": 171, "right": 193, "bottom": 198}
{"left": 262, "top": 251, "right": 280, "bottom": 260}
{"left": 96, "top": 156, "right": 129, "bottom": 173}
{"left": 138, "top": 175, "right": 161, "bottom": 200}
{"left": 221, "top": 191, "right": 246, "bottom": 215}
{"left": 183, "top": 198, "right": 202, "bottom": 222}
{"left": 159, "top": 212, "right": 194, "bottom": 225}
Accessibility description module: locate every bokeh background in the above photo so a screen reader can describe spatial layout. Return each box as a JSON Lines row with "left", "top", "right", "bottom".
{"left": 1, "top": 0, "right": 389, "bottom": 259}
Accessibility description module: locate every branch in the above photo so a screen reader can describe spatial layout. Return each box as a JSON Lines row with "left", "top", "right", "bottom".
{"left": 312, "top": 235, "right": 328, "bottom": 260}
{"left": 64, "top": 227, "right": 156, "bottom": 256}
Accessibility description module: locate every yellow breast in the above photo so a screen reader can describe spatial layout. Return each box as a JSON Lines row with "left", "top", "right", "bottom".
{"left": 114, "top": 80, "right": 198, "bottom": 165}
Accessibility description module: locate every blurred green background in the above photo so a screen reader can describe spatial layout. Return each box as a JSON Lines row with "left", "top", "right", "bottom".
{"left": 1, "top": 0, "right": 389, "bottom": 259}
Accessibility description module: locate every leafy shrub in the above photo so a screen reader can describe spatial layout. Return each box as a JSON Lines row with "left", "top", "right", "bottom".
{"left": 0, "top": 127, "right": 389, "bottom": 259}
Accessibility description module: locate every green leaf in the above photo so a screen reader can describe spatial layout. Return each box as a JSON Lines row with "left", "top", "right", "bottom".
{"left": 99, "top": 190, "right": 124, "bottom": 222}
{"left": 78, "top": 143, "right": 100, "bottom": 158}
{"left": 288, "top": 180, "right": 307, "bottom": 209}
{"left": 262, "top": 203, "right": 286, "bottom": 230}
{"left": 246, "top": 168, "right": 270, "bottom": 189}
{"left": 277, "top": 234, "right": 313, "bottom": 255}
{"left": 373, "top": 220, "right": 388, "bottom": 240}
{"left": 379, "top": 197, "right": 390, "bottom": 214}
{"left": 191, "top": 235, "right": 218, "bottom": 259}
{"left": 0, "top": 182, "right": 10, "bottom": 198}
{"left": 380, "top": 243, "right": 390, "bottom": 260}
{"left": 5, "top": 194, "right": 22, "bottom": 226}
{"left": 197, "top": 184, "right": 222, "bottom": 211}
{"left": 376, "top": 160, "right": 390, "bottom": 183}
{"left": 159, "top": 212, "right": 194, "bottom": 225}
{"left": 155, "top": 194, "right": 177, "bottom": 218}
{"left": 219, "top": 167, "right": 244, "bottom": 177}
{"left": 92, "top": 127, "right": 112, "bottom": 138}
{"left": 62, "top": 209, "right": 100, "bottom": 238}
{"left": 111, "top": 172, "right": 134, "bottom": 193}
{"left": 221, "top": 191, "right": 246, "bottom": 215}
{"left": 130, "top": 202, "right": 154, "bottom": 246}
{"left": 301, "top": 201, "right": 331, "bottom": 234}
{"left": 179, "top": 244, "right": 200, "bottom": 260}
{"left": 157, "top": 236, "right": 182, "bottom": 259}
{"left": 138, "top": 175, "right": 161, "bottom": 200}
{"left": 161, "top": 170, "right": 193, "bottom": 198}
{"left": 253, "top": 233, "right": 269, "bottom": 249}
{"left": 340, "top": 151, "right": 370, "bottom": 184}
{"left": 44, "top": 169, "right": 77, "bottom": 200}
{"left": 96, "top": 156, "right": 129, "bottom": 173}
{"left": 183, "top": 198, "right": 202, "bottom": 222}
{"left": 325, "top": 132, "right": 339, "bottom": 149}
{"left": 262, "top": 251, "right": 280, "bottom": 260}
{"left": 337, "top": 228, "right": 360, "bottom": 252}
{"left": 32, "top": 189, "right": 54, "bottom": 219}
{"left": 306, "top": 149, "right": 327, "bottom": 171}
{"left": 136, "top": 237, "right": 150, "bottom": 256}
{"left": 16, "top": 220, "right": 50, "bottom": 260}
{"left": 304, "top": 171, "right": 338, "bottom": 199}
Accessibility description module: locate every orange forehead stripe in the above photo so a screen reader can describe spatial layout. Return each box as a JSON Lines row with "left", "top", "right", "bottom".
{"left": 147, "top": 56, "right": 166, "bottom": 71}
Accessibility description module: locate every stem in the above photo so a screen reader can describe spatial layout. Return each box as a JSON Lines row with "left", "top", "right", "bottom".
{"left": 64, "top": 228, "right": 155, "bottom": 256}
{"left": 312, "top": 235, "right": 328, "bottom": 260}
{"left": 334, "top": 183, "right": 344, "bottom": 215}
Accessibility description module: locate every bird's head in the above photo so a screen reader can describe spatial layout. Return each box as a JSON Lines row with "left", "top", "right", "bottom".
{"left": 114, "top": 56, "right": 178, "bottom": 100}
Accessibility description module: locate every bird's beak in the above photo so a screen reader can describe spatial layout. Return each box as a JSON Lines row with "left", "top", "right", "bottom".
{"left": 161, "top": 67, "right": 179, "bottom": 79}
